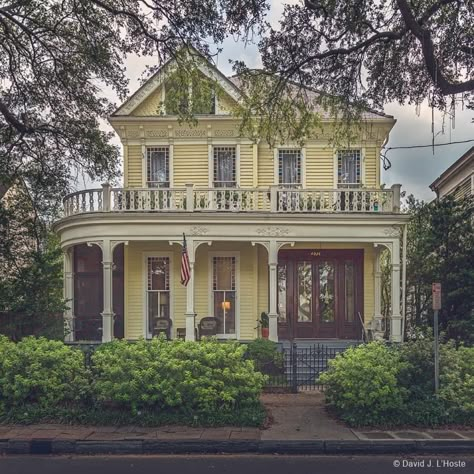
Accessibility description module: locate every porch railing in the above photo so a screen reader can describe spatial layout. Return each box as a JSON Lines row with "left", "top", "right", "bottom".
{"left": 62, "top": 183, "right": 401, "bottom": 217}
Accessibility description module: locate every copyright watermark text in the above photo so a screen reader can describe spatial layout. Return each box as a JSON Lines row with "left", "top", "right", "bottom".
{"left": 393, "top": 459, "right": 468, "bottom": 469}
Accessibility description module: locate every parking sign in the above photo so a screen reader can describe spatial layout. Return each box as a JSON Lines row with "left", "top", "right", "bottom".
{"left": 432, "top": 283, "right": 442, "bottom": 310}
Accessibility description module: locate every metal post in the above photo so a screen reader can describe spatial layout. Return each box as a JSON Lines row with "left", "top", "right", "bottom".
{"left": 291, "top": 342, "right": 298, "bottom": 393}
{"left": 434, "top": 309, "right": 439, "bottom": 394}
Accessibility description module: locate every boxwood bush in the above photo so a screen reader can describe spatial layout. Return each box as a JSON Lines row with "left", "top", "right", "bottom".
{"left": 0, "top": 336, "right": 89, "bottom": 411}
{"left": 320, "top": 340, "right": 474, "bottom": 427}
{"left": 91, "top": 337, "right": 266, "bottom": 415}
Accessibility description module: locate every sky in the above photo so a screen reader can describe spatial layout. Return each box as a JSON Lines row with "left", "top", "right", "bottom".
{"left": 100, "top": 0, "right": 474, "bottom": 202}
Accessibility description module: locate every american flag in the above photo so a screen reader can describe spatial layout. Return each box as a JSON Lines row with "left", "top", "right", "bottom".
{"left": 180, "top": 233, "right": 191, "bottom": 286}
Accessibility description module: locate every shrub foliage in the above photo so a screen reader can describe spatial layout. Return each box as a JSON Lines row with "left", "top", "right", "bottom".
{"left": 91, "top": 338, "right": 266, "bottom": 414}
{"left": 0, "top": 336, "right": 88, "bottom": 411}
{"left": 0, "top": 336, "right": 266, "bottom": 426}
{"left": 320, "top": 340, "right": 474, "bottom": 427}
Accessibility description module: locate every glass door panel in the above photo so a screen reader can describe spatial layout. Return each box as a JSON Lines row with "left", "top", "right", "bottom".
{"left": 297, "top": 261, "right": 312, "bottom": 322}
{"left": 319, "top": 261, "right": 335, "bottom": 323}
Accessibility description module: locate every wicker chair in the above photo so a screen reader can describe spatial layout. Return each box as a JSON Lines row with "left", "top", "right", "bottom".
{"left": 198, "top": 317, "right": 218, "bottom": 339}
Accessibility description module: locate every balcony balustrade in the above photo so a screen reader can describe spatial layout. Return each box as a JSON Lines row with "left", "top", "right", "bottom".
{"left": 62, "top": 183, "right": 401, "bottom": 217}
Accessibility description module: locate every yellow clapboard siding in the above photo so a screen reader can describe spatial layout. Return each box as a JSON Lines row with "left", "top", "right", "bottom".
{"left": 305, "top": 146, "right": 335, "bottom": 187}
{"left": 364, "top": 147, "right": 377, "bottom": 188}
{"left": 126, "top": 145, "right": 143, "bottom": 187}
{"left": 125, "top": 241, "right": 259, "bottom": 340}
{"left": 239, "top": 144, "right": 254, "bottom": 187}
{"left": 174, "top": 144, "right": 209, "bottom": 187}
{"left": 257, "top": 144, "right": 274, "bottom": 187}
{"left": 131, "top": 85, "right": 164, "bottom": 116}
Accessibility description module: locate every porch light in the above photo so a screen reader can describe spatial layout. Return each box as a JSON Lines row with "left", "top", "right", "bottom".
{"left": 221, "top": 300, "right": 231, "bottom": 311}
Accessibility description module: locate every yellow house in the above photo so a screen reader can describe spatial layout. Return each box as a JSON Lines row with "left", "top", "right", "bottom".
{"left": 53, "top": 55, "right": 409, "bottom": 345}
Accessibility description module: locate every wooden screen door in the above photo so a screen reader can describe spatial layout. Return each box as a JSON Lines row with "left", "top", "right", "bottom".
{"left": 277, "top": 250, "right": 363, "bottom": 340}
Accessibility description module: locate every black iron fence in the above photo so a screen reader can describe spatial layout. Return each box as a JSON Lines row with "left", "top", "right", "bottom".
{"left": 255, "top": 343, "right": 346, "bottom": 392}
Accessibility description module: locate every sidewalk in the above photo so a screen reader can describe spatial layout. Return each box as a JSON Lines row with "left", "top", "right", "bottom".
{"left": 1, "top": 392, "right": 473, "bottom": 455}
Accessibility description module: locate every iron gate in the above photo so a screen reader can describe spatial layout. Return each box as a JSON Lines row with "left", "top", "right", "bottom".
{"left": 256, "top": 343, "right": 347, "bottom": 392}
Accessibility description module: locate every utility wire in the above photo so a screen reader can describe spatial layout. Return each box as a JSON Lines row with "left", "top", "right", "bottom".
{"left": 381, "top": 138, "right": 474, "bottom": 170}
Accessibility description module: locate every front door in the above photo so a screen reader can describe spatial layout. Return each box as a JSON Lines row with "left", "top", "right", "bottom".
{"left": 277, "top": 250, "right": 363, "bottom": 340}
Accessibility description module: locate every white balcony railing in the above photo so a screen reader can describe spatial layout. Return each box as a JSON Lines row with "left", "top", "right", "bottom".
{"left": 62, "top": 184, "right": 401, "bottom": 217}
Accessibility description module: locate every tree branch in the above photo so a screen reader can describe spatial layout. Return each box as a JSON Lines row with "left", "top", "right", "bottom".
{"left": 396, "top": 0, "right": 474, "bottom": 95}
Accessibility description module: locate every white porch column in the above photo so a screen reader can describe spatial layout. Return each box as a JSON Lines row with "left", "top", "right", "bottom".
{"left": 185, "top": 239, "right": 196, "bottom": 341}
{"left": 390, "top": 237, "right": 403, "bottom": 342}
{"left": 373, "top": 247, "right": 384, "bottom": 340}
{"left": 268, "top": 240, "right": 279, "bottom": 342}
{"left": 100, "top": 239, "right": 114, "bottom": 343}
{"left": 63, "top": 247, "right": 75, "bottom": 342}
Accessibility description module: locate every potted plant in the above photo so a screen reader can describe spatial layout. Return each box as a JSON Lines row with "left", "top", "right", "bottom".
{"left": 258, "top": 312, "right": 269, "bottom": 339}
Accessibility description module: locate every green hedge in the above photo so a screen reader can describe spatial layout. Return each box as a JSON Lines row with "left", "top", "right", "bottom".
{"left": 91, "top": 338, "right": 266, "bottom": 414}
{"left": 0, "top": 336, "right": 88, "bottom": 411}
{"left": 0, "top": 336, "right": 266, "bottom": 426}
{"left": 319, "top": 340, "right": 474, "bottom": 427}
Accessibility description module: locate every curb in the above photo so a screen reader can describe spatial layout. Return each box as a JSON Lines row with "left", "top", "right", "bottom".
{"left": 1, "top": 438, "right": 474, "bottom": 455}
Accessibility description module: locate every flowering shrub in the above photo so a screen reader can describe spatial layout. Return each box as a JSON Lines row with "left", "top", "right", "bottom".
{"left": 91, "top": 337, "right": 266, "bottom": 414}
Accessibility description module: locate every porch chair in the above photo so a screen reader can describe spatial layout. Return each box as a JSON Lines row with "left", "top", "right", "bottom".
{"left": 153, "top": 316, "right": 172, "bottom": 339}
{"left": 197, "top": 317, "right": 218, "bottom": 340}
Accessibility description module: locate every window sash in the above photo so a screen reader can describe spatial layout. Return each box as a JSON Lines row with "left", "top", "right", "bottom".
{"left": 213, "top": 147, "right": 236, "bottom": 187}
{"left": 147, "top": 147, "right": 169, "bottom": 187}
{"left": 147, "top": 257, "right": 170, "bottom": 291}
{"left": 279, "top": 149, "right": 301, "bottom": 185}
{"left": 338, "top": 149, "right": 361, "bottom": 185}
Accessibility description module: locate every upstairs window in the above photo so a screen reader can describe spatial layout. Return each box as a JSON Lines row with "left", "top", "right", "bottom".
{"left": 338, "top": 149, "right": 361, "bottom": 187}
{"left": 279, "top": 149, "right": 301, "bottom": 187}
{"left": 146, "top": 147, "right": 169, "bottom": 188}
{"left": 213, "top": 146, "right": 236, "bottom": 188}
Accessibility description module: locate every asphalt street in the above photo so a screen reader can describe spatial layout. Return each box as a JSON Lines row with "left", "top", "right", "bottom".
{"left": 0, "top": 455, "right": 473, "bottom": 474}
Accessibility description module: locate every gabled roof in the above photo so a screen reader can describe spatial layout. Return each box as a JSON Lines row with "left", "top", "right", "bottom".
{"left": 429, "top": 146, "right": 474, "bottom": 192}
{"left": 228, "top": 74, "right": 394, "bottom": 121}
{"left": 111, "top": 47, "right": 243, "bottom": 117}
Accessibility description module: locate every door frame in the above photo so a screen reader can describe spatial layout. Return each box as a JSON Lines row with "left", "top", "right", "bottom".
{"left": 277, "top": 249, "right": 364, "bottom": 340}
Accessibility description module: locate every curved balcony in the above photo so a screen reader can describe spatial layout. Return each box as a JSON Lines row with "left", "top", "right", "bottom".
{"left": 61, "top": 184, "right": 401, "bottom": 218}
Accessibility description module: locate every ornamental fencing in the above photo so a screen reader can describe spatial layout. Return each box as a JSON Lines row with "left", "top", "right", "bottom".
{"left": 66, "top": 340, "right": 348, "bottom": 392}
{"left": 254, "top": 343, "right": 347, "bottom": 392}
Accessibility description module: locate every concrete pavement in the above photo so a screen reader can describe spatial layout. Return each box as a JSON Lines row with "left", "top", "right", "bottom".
{"left": 1, "top": 392, "right": 474, "bottom": 454}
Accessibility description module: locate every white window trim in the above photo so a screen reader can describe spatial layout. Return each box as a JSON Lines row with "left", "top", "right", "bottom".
{"left": 142, "top": 252, "right": 174, "bottom": 339}
{"left": 142, "top": 145, "right": 173, "bottom": 188}
{"left": 274, "top": 146, "right": 304, "bottom": 186}
{"left": 333, "top": 147, "right": 365, "bottom": 188}
{"left": 208, "top": 251, "right": 240, "bottom": 339}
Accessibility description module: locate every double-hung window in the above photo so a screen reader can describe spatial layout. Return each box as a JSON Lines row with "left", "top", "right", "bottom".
{"left": 213, "top": 146, "right": 236, "bottom": 188}
{"left": 278, "top": 149, "right": 302, "bottom": 188}
{"left": 337, "top": 149, "right": 361, "bottom": 187}
{"left": 147, "top": 256, "right": 170, "bottom": 338}
{"left": 146, "top": 147, "right": 169, "bottom": 188}
{"left": 212, "top": 256, "right": 236, "bottom": 335}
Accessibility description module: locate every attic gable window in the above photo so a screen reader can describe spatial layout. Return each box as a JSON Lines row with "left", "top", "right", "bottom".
{"left": 213, "top": 146, "right": 236, "bottom": 188}
{"left": 164, "top": 76, "right": 216, "bottom": 115}
{"left": 279, "top": 149, "right": 301, "bottom": 187}
{"left": 338, "top": 149, "right": 361, "bottom": 187}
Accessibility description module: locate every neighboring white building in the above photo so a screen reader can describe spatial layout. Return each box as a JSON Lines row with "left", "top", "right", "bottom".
{"left": 430, "top": 146, "right": 474, "bottom": 200}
